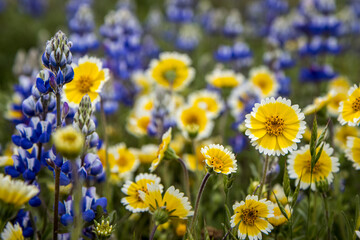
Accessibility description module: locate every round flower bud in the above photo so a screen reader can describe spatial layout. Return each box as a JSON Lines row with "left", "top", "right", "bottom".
{"left": 53, "top": 126, "right": 84, "bottom": 160}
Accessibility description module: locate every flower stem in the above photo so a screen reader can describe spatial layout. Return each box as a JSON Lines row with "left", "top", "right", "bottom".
{"left": 71, "top": 162, "right": 83, "bottom": 240}
{"left": 177, "top": 157, "right": 191, "bottom": 200}
{"left": 149, "top": 224, "right": 158, "bottom": 240}
{"left": 100, "top": 98, "right": 111, "bottom": 202}
{"left": 191, "top": 172, "right": 211, "bottom": 231}
{"left": 258, "top": 155, "right": 269, "bottom": 198}
{"left": 53, "top": 166, "right": 60, "bottom": 240}
{"left": 322, "top": 193, "right": 331, "bottom": 240}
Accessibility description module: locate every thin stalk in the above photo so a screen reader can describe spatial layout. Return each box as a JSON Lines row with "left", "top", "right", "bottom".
{"left": 322, "top": 193, "right": 331, "bottom": 240}
{"left": 71, "top": 162, "right": 83, "bottom": 240}
{"left": 53, "top": 166, "right": 60, "bottom": 240}
{"left": 221, "top": 226, "right": 233, "bottom": 240}
{"left": 306, "top": 172, "right": 313, "bottom": 238}
{"left": 149, "top": 224, "right": 158, "bottom": 240}
{"left": 258, "top": 155, "right": 269, "bottom": 198}
{"left": 177, "top": 157, "right": 191, "bottom": 200}
{"left": 191, "top": 172, "right": 211, "bottom": 231}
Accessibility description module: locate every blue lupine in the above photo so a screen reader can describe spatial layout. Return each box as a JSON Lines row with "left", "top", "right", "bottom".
{"left": 14, "top": 210, "right": 34, "bottom": 238}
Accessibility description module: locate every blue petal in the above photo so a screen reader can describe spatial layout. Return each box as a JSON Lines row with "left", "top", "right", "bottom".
{"left": 29, "top": 196, "right": 41, "bottom": 207}
{"left": 60, "top": 214, "right": 73, "bottom": 226}
{"left": 82, "top": 209, "right": 95, "bottom": 222}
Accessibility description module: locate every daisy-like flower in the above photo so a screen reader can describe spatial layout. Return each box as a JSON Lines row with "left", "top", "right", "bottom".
{"left": 147, "top": 52, "right": 195, "bottom": 91}
{"left": 188, "top": 90, "right": 224, "bottom": 118}
{"left": 126, "top": 112, "right": 151, "bottom": 137}
{"left": 338, "top": 84, "right": 360, "bottom": 126}
{"left": 63, "top": 56, "right": 109, "bottom": 107}
{"left": 327, "top": 92, "right": 347, "bottom": 116}
{"left": 249, "top": 66, "right": 278, "bottom": 98}
{"left": 1, "top": 222, "right": 24, "bottom": 240}
{"left": 177, "top": 105, "right": 214, "bottom": 140}
{"left": 268, "top": 204, "right": 291, "bottom": 227}
{"left": 140, "top": 183, "right": 193, "bottom": 221}
{"left": 121, "top": 173, "right": 163, "bottom": 213}
{"left": 110, "top": 143, "right": 139, "bottom": 181}
{"left": 134, "top": 94, "right": 155, "bottom": 116}
{"left": 245, "top": 97, "right": 306, "bottom": 156}
{"left": 135, "top": 144, "right": 158, "bottom": 164}
{"left": 97, "top": 147, "right": 116, "bottom": 169}
{"left": 328, "top": 76, "right": 350, "bottom": 94}
{"left": 345, "top": 137, "right": 360, "bottom": 170}
{"left": 287, "top": 144, "right": 340, "bottom": 190}
{"left": 231, "top": 195, "right": 274, "bottom": 240}
{"left": 150, "top": 128, "right": 172, "bottom": 172}
{"left": 269, "top": 184, "right": 288, "bottom": 206}
{"left": 131, "top": 70, "right": 154, "bottom": 95}
{"left": 52, "top": 126, "right": 85, "bottom": 160}
{"left": 334, "top": 125, "right": 360, "bottom": 149}
{"left": 0, "top": 174, "right": 39, "bottom": 207}
{"left": 201, "top": 144, "right": 237, "bottom": 174}
{"left": 206, "top": 68, "right": 244, "bottom": 89}
{"left": 303, "top": 93, "right": 332, "bottom": 115}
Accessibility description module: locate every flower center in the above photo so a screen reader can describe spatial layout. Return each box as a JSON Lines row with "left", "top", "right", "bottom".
{"left": 265, "top": 116, "right": 285, "bottom": 136}
{"left": 210, "top": 156, "right": 224, "bottom": 170}
{"left": 241, "top": 208, "right": 258, "bottom": 226}
{"left": 77, "top": 76, "right": 93, "bottom": 94}
{"left": 117, "top": 155, "right": 129, "bottom": 167}
{"left": 352, "top": 97, "right": 360, "bottom": 112}
{"left": 163, "top": 69, "right": 177, "bottom": 83}
{"left": 61, "top": 133, "right": 77, "bottom": 143}
{"left": 306, "top": 160, "right": 321, "bottom": 174}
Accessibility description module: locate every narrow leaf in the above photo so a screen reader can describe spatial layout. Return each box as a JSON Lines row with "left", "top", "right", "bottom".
{"left": 292, "top": 176, "right": 302, "bottom": 209}
{"left": 283, "top": 163, "right": 291, "bottom": 198}
{"left": 310, "top": 115, "right": 318, "bottom": 161}
{"left": 273, "top": 191, "right": 289, "bottom": 220}
{"left": 316, "top": 119, "right": 330, "bottom": 148}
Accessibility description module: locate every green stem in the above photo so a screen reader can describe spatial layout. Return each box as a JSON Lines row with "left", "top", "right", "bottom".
{"left": 71, "top": 162, "right": 83, "bottom": 240}
{"left": 322, "top": 193, "right": 331, "bottom": 240}
{"left": 306, "top": 172, "right": 313, "bottom": 238}
{"left": 149, "top": 224, "right": 158, "bottom": 240}
{"left": 177, "top": 157, "right": 191, "bottom": 200}
{"left": 258, "top": 155, "right": 269, "bottom": 198}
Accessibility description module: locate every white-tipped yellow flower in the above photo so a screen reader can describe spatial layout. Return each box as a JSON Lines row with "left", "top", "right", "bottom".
{"left": 327, "top": 92, "right": 347, "bottom": 117}
{"left": 1, "top": 222, "right": 24, "bottom": 240}
{"left": 303, "top": 93, "right": 332, "bottom": 116}
{"left": 150, "top": 128, "right": 172, "bottom": 172}
{"left": 338, "top": 84, "right": 360, "bottom": 126}
{"left": 131, "top": 70, "right": 153, "bottom": 95}
{"left": 0, "top": 174, "right": 39, "bottom": 207}
{"left": 121, "top": 173, "right": 163, "bottom": 213}
{"left": 269, "top": 184, "right": 288, "bottom": 206}
{"left": 184, "top": 143, "right": 207, "bottom": 172}
{"left": 287, "top": 144, "right": 340, "bottom": 190}
{"left": 268, "top": 204, "right": 291, "bottom": 227}
{"left": 177, "top": 105, "right": 214, "bottom": 140}
{"left": 64, "top": 56, "right": 109, "bottom": 107}
{"left": 249, "top": 66, "right": 278, "bottom": 98}
{"left": 147, "top": 52, "right": 195, "bottom": 91}
{"left": 231, "top": 195, "right": 274, "bottom": 240}
{"left": 346, "top": 137, "right": 360, "bottom": 170}
{"left": 201, "top": 144, "right": 237, "bottom": 174}
{"left": 245, "top": 97, "right": 306, "bottom": 156}
{"left": 188, "top": 90, "right": 224, "bottom": 118}
{"left": 126, "top": 112, "right": 151, "bottom": 137}
{"left": 52, "top": 126, "right": 85, "bottom": 160}
{"left": 329, "top": 76, "right": 350, "bottom": 94}
{"left": 134, "top": 94, "right": 154, "bottom": 116}
{"left": 110, "top": 143, "right": 139, "bottom": 181}
{"left": 334, "top": 125, "right": 360, "bottom": 150}
{"left": 206, "top": 68, "right": 244, "bottom": 89}
{"left": 140, "top": 183, "right": 193, "bottom": 221}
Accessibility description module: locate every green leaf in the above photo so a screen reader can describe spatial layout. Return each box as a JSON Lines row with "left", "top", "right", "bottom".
{"left": 203, "top": 220, "right": 210, "bottom": 240}
{"left": 273, "top": 191, "right": 289, "bottom": 220}
{"left": 283, "top": 163, "right": 291, "bottom": 198}
{"left": 310, "top": 115, "right": 318, "bottom": 161}
{"left": 292, "top": 176, "right": 302, "bottom": 209}
{"left": 316, "top": 119, "right": 330, "bottom": 148}
{"left": 225, "top": 204, "right": 231, "bottom": 228}
{"left": 314, "top": 142, "right": 325, "bottom": 167}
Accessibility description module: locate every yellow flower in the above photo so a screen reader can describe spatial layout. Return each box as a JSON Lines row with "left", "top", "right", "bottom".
{"left": 327, "top": 92, "right": 348, "bottom": 116}
{"left": 184, "top": 144, "right": 206, "bottom": 172}
{"left": 1, "top": 222, "right": 24, "bottom": 240}
{"left": 175, "top": 223, "right": 187, "bottom": 236}
{"left": 269, "top": 184, "right": 288, "bottom": 206}
{"left": 147, "top": 52, "right": 194, "bottom": 91}
{"left": 0, "top": 174, "right": 39, "bottom": 207}
{"left": 64, "top": 56, "right": 109, "bottom": 107}
{"left": 231, "top": 195, "right": 274, "bottom": 240}
{"left": 206, "top": 68, "right": 244, "bottom": 89}
{"left": 150, "top": 128, "right": 172, "bottom": 172}
{"left": 52, "top": 126, "right": 84, "bottom": 160}
{"left": 328, "top": 76, "right": 350, "bottom": 93}
{"left": 126, "top": 112, "right": 151, "bottom": 137}
{"left": 249, "top": 66, "right": 278, "bottom": 98}
{"left": 135, "top": 144, "right": 158, "bottom": 164}
{"left": 140, "top": 183, "right": 193, "bottom": 220}
{"left": 110, "top": 143, "right": 139, "bottom": 181}
{"left": 201, "top": 144, "right": 237, "bottom": 174}
{"left": 0, "top": 145, "right": 15, "bottom": 167}
{"left": 268, "top": 204, "right": 291, "bottom": 226}
{"left": 303, "top": 93, "right": 332, "bottom": 115}
{"left": 338, "top": 84, "right": 360, "bottom": 126}
{"left": 346, "top": 137, "right": 360, "bottom": 170}
{"left": 287, "top": 144, "right": 339, "bottom": 190}
{"left": 302, "top": 126, "right": 324, "bottom": 143}
{"left": 97, "top": 147, "right": 116, "bottom": 169}
{"left": 177, "top": 105, "right": 213, "bottom": 140}
{"left": 170, "top": 133, "right": 186, "bottom": 156}
{"left": 334, "top": 125, "right": 360, "bottom": 149}
{"left": 245, "top": 97, "right": 306, "bottom": 156}
{"left": 121, "top": 173, "right": 163, "bottom": 213}
{"left": 134, "top": 94, "right": 154, "bottom": 115}
{"left": 188, "top": 90, "right": 224, "bottom": 118}
{"left": 131, "top": 70, "right": 153, "bottom": 95}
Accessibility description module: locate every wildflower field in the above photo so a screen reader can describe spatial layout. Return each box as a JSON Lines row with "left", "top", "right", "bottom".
{"left": 1, "top": 0, "right": 360, "bottom": 239}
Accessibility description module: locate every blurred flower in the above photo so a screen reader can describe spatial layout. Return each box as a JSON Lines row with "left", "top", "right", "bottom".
{"left": 334, "top": 125, "right": 360, "bottom": 149}
{"left": 206, "top": 68, "right": 244, "bottom": 89}
{"left": 13, "top": 210, "right": 34, "bottom": 238}
{"left": 121, "top": 173, "right": 163, "bottom": 213}
{"left": 338, "top": 84, "right": 360, "bottom": 126}
{"left": 150, "top": 128, "right": 172, "bottom": 172}
{"left": 249, "top": 66, "right": 278, "bottom": 98}
{"left": 304, "top": 93, "right": 332, "bottom": 115}
{"left": 147, "top": 52, "right": 195, "bottom": 91}
{"left": 175, "top": 222, "right": 187, "bottom": 237}
{"left": 287, "top": 144, "right": 339, "bottom": 190}
{"left": 327, "top": 92, "right": 347, "bottom": 116}
{"left": 346, "top": 137, "right": 360, "bottom": 170}
{"left": 268, "top": 204, "right": 291, "bottom": 226}
{"left": 135, "top": 144, "right": 158, "bottom": 165}
{"left": 131, "top": 71, "right": 153, "bottom": 96}
{"left": 126, "top": 113, "right": 151, "bottom": 137}
{"left": 0, "top": 222, "right": 24, "bottom": 240}
{"left": 177, "top": 105, "right": 213, "bottom": 140}
{"left": 201, "top": 144, "right": 237, "bottom": 174}
{"left": 139, "top": 183, "right": 193, "bottom": 223}
{"left": 328, "top": 76, "right": 350, "bottom": 93}
{"left": 231, "top": 195, "right": 274, "bottom": 240}
{"left": 97, "top": 147, "right": 115, "bottom": 169}
{"left": 110, "top": 143, "right": 139, "bottom": 181}
{"left": 269, "top": 184, "right": 288, "bottom": 205}
{"left": 63, "top": 56, "right": 109, "bottom": 107}
{"left": 53, "top": 126, "right": 84, "bottom": 160}
{"left": 93, "top": 217, "right": 115, "bottom": 239}
{"left": 188, "top": 90, "right": 224, "bottom": 118}
{"left": 245, "top": 97, "right": 306, "bottom": 156}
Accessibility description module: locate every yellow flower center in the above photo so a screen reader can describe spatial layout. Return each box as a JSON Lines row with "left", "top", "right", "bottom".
{"left": 265, "top": 116, "right": 285, "bottom": 136}
{"left": 117, "top": 155, "right": 129, "bottom": 167}
{"left": 305, "top": 160, "right": 321, "bottom": 174}
{"left": 77, "top": 76, "right": 94, "bottom": 94}
{"left": 163, "top": 70, "right": 177, "bottom": 83}
{"left": 352, "top": 97, "right": 360, "bottom": 111}
{"left": 241, "top": 208, "right": 258, "bottom": 226}
{"left": 61, "top": 132, "right": 77, "bottom": 143}
{"left": 210, "top": 156, "right": 224, "bottom": 170}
